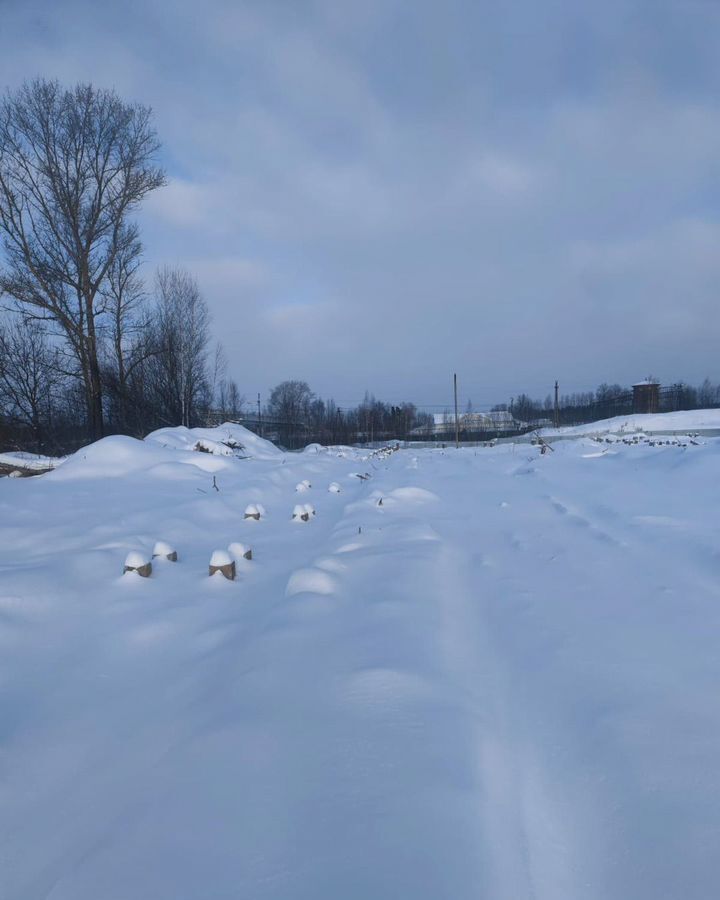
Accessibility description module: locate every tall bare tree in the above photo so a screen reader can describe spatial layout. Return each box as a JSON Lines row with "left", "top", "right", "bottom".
{"left": 153, "top": 266, "right": 211, "bottom": 427}
{"left": 0, "top": 79, "right": 165, "bottom": 440}
{"left": 100, "top": 226, "right": 158, "bottom": 432}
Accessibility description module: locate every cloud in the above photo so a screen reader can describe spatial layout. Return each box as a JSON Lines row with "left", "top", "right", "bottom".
{"left": 2, "top": 0, "right": 720, "bottom": 406}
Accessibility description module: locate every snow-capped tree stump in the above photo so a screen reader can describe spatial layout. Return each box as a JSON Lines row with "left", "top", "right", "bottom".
{"left": 244, "top": 504, "right": 262, "bottom": 520}
{"left": 295, "top": 480, "right": 312, "bottom": 492}
{"left": 152, "top": 541, "right": 177, "bottom": 561}
{"left": 328, "top": 482, "right": 341, "bottom": 494}
{"left": 124, "top": 551, "right": 152, "bottom": 577}
{"left": 228, "top": 542, "right": 253, "bottom": 561}
{"left": 209, "top": 550, "right": 235, "bottom": 580}
{"left": 292, "top": 504, "right": 309, "bottom": 522}
{"left": 292, "top": 503, "right": 315, "bottom": 522}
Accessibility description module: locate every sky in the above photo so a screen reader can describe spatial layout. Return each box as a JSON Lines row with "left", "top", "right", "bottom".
{"left": 2, "top": 0, "right": 720, "bottom": 410}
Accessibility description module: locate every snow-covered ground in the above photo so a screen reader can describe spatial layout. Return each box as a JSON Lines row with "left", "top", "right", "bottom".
{"left": 541, "top": 407, "right": 720, "bottom": 437}
{"left": 2, "top": 423, "right": 720, "bottom": 899}
{"left": 0, "top": 451, "right": 65, "bottom": 473}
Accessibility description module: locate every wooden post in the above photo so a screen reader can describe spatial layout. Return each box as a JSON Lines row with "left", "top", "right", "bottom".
{"left": 454, "top": 373, "right": 459, "bottom": 449}
{"left": 554, "top": 380, "right": 560, "bottom": 429}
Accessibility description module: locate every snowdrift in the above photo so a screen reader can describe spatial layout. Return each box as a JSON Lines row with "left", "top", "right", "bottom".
{"left": 43, "top": 424, "right": 283, "bottom": 482}
{"left": 541, "top": 407, "right": 720, "bottom": 438}
{"left": 145, "top": 422, "right": 282, "bottom": 460}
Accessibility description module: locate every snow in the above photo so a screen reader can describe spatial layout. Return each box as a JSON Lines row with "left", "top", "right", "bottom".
{"left": 0, "top": 451, "right": 65, "bottom": 472}
{"left": 227, "top": 542, "right": 252, "bottom": 561}
{"left": 541, "top": 407, "right": 720, "bottom": 437}
{"left": 152, "top": 540, "right": 176, "bottom": 558}
{"left": 285, "top": 567, "right": 337, "bottom": 597}
{"left": 146, "top": 422, "right": 282, "bottom": 460}
{"left": 209, "top": 549, "right": 233, "bottom": 567}
{"left": 2, "top": 424, "right": 720, "bottom": 898}
{"left": 291, "top": 502, "right": 315, "bottom": 522}
{"left": 124, "top": 550, "right": 149, "bottom": 569}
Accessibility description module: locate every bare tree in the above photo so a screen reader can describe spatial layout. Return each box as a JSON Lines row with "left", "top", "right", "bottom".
{"left": 0, "top": 79, "right": 165, "bottom": 440}
{"left": 698, "top": 377, "right": 718, "bottom": 409}
{"left": 207, "top": 342, "right": 244, "bottom": 422}
{"left": 153, "top": 266, "right": 211, "bottom": 427}
{"left": 0, "top": 313, "right": 64, "bottom": 448}
{"left": 99, "top": 227, "right": 161, "bottom": 433}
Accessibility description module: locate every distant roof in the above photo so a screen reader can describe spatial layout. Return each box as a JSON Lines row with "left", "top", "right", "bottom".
{"left": 632, "top": 379, "right": 660, "bottom": 387}
{"left": 486, "top": 410, "right": 515, "bottom": 423}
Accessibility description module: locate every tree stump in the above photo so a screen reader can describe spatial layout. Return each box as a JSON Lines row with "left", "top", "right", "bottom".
{"left": 228, "top": 542, "right": 253, "bottom": 561}
{"left": 124, "top": 551, "right": 152, "bottom": 577}
{"left": 209, "top": 550, "right": 235, "bottom": 580}
{"left": 292, "top": 504, "right": 314, "bottom": 522}
{"left": 152, "top": 541, "right": 177, "bottom": 561}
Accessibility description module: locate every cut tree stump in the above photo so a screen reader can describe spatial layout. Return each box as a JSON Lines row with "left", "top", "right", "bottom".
{"left": 209, "top": 550, "right": 236, "bottom": 580}
{"left": 228, "top": 542, "right": 253, "bottom": 561}
{"left": 152, "top": 541, "right": 177, "bottom": 561}
{"left": 124, "top": 551, "right": 152, "bottom": 577}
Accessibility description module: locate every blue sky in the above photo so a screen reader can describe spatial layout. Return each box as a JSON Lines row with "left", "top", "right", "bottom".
{"left": 2, "top": 0, "right": 720, "bottom": 408}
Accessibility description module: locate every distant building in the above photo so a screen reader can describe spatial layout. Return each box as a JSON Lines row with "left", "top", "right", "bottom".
{"left": 485, "top": 410, "right": 517, "bottom": 428}
{"left": 462, "top": 412, "right": 493, "bottom": 430}
{"left": 409, "top": 409, "right": 522, "bottom": 437}
{"left": 632, "top": 379, "right": 660, "bottom": 414}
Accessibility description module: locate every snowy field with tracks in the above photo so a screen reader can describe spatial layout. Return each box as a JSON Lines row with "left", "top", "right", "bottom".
{"left": 1, "top": 420, "right": 719, "bottom": 899}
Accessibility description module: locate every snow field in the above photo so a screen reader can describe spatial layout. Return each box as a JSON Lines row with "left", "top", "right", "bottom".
{"left": 1, "top": 425, "right": 720, "bottom": 898}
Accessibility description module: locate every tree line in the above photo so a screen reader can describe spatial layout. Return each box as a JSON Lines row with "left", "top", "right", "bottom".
{"left": 0, "top": 79, "right": 240, "bottom": 453}
{"left": 492, "top": 380, "right": 720, "bottom": 427}
{"left": 260, "top": 382, "right": 432, "bottom": 448}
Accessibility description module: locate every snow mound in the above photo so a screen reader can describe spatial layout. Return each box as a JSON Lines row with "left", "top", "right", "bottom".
{"left": 47, "top": 434, "right": 241, "bottom": 481}
{"left": 49, "top": 435, "right": 175, "bottom": 481}
{"left": 286, "top": 567, "right": 337, "bottom": 597}
{"left": 228, "top": 542, "right": 252, "bottom": 560}
{"left": 388, "top": 486, "right": 439, "bottom": 503}
{"left": 124, "top": 550, "right": 149, "bottom": 569}
{"left": 145, "top": 423, "right": 282, "bottom": 460}
{"left": 152, "top": 541, "right": 177, "bottom": 559}
{"left": 209, "top": 549, "right": 232, "bottom": 567}
{"left": 302, "top": 443, "right": 326, "bottom": 454}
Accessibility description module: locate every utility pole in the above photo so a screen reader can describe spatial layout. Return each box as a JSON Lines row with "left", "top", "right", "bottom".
{"left": 554, "top": 380, "right": 559, "bottom": 429}
{"left": 257, "top": 393, "right": 262, "bottom": 436}
{"left": 454, "top": 372, "right": 459, "bottom": 449}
